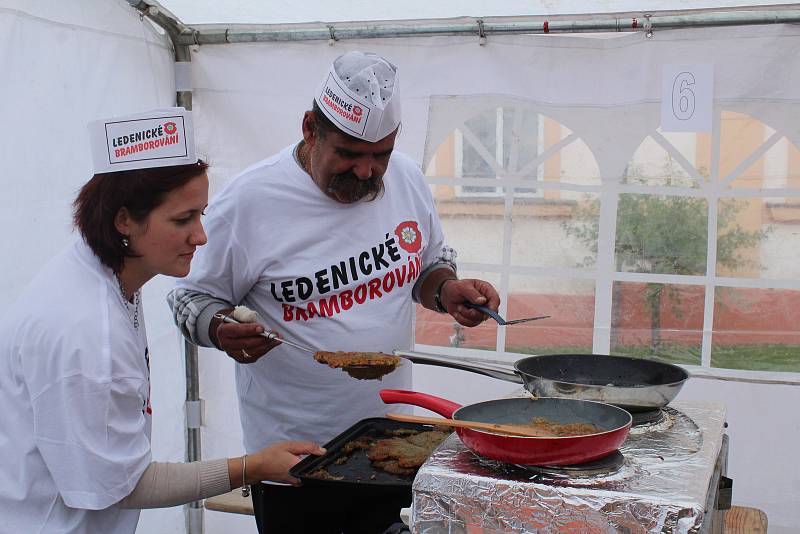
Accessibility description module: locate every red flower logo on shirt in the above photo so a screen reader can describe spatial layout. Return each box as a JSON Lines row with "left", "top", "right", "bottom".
{"left": 395, "top": 220, "right": 422, "bottom": 254}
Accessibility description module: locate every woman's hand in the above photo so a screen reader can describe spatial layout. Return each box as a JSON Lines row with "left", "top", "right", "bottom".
{"left": 244, "top": 441, "right": 327, "bottom": 486}
{"left": 440, "top": 279, "right": 501, "bottom": 327}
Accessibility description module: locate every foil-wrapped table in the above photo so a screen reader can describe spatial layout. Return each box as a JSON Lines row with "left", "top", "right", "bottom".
{"left": 411, "top": 401, "right": 727, "bottom": 534}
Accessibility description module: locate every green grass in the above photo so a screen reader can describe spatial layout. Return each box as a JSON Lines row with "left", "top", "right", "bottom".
{"left": 710, "top": 345, "right": 800, "bottom": 373}
{"left": 506, "top": 344, "right": 800, "bottom": 373}
{"left": 510, "top": 346, "right": 595, "bottom": 357}
{"left": 612, "top": 345, "right": 700, "bottom": 366}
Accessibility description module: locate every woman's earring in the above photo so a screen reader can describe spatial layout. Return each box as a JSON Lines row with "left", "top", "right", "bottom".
{"left": 122, "top": 237, "right": 129, "bottom": 248}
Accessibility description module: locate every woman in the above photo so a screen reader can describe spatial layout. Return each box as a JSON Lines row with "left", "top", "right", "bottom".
{"left": 0, "top": 109, "right": 323, "bottom": 533}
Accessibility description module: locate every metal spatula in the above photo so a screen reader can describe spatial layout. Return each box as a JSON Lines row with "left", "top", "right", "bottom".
{"left": 213, "top": 313, "right": 398, "bottom": 380}
{"left": 213, "top": 313, "right": 317, "bottom": 353}
{"left": 464, "top": 303, "right": 550, "bottom": 325}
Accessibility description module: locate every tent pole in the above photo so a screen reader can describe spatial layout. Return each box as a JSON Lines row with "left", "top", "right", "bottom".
{"left": 124, "top": 3, "right": 203, "bottom": 534}
{"left": 172, "top": 35, "right": 203, "bottom": 534}
{"left": 124, "top": 2, "right": 800, "bottom": 45}
{"left": 163, "top": 9, "right": 800, "bottom": 44}
{"left": 182, "top": 341, "right": 203, "bottom": 534}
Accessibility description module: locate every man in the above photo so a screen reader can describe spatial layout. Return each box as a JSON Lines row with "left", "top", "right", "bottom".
{"left": 169, "top": 51, "right": 500, "bottom": 534}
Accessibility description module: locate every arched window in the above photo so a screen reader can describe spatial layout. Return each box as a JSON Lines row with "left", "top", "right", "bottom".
{"left": 419, "top": 97, "right": 800, "bottom": 375}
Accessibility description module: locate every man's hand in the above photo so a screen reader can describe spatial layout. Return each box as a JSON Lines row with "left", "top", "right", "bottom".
{"left": 439, "top": 279, "right": 501, "bottom": 327}
{"left": 210, "top": 308, "right": 282, "bottom": 363}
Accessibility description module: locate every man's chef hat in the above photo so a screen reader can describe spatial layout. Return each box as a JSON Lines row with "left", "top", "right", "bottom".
{"left": 314, "top": 51, "right": 401, "bottom": 143}
{"left": 88, "top": 107, "right": 197, "bottom": 174}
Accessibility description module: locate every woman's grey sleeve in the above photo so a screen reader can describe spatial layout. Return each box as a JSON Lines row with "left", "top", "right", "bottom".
{"left": 115, "top": 459, "right": 231, "bottom": 509}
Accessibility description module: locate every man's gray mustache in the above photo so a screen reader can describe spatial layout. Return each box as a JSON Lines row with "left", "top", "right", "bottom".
{"left": 327, "top": 172, "right": 384, "bottom": 202}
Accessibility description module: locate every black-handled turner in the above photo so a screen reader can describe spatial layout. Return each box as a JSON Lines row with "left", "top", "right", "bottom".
{"left": 464, "top": 302, "right": 550, "bottom": 325}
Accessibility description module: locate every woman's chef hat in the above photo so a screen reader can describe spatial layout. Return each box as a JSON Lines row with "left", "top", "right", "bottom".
{"left": 315, "top": 51, "right": 401, "bottom": 143}
{"left": 87, "top": 107, "right": 197, "bottom": 174}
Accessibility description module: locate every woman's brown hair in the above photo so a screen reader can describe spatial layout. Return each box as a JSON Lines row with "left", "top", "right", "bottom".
{"left": 73, "top": 160, "right": 209, "bottom": 272}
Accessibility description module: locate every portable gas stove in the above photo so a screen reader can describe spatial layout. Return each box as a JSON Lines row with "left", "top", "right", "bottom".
{"left": 410, "top": 393, "right": 732, "bottom": 534}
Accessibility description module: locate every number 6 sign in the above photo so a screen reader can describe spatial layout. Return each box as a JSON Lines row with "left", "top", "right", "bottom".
{"left": 661, "top": 64, "right": 713, "bottom": 132}
{"left": 672, "top": 72, "right": 696, "bottom": 120}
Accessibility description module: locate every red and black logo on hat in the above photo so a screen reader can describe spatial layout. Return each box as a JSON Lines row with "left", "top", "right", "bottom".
{"left": 163, "top": 121, "right": 177, "bottom": 135}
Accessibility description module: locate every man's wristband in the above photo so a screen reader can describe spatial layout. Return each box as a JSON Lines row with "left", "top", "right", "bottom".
{"left": 433, "top": 278, "right": 456, "bottom": 313}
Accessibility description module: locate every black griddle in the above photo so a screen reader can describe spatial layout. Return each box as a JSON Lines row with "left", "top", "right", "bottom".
{"left": 290, "top": 417, "right": 450, "bottom": 491}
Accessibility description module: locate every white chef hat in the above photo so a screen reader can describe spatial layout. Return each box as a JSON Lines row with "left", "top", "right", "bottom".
{"left": 87, "top": 107, "right": 197, "bottom": 174}
{"left": 315, "top": 51, "right": 401, "bottom": 143}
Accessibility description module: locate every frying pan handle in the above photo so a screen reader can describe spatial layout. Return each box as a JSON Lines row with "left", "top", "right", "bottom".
{"left": 393, "top": 351, "right": 523, "bottom": 384}
{"left": 380, "top": 389, "right": 462, "bottom": 418}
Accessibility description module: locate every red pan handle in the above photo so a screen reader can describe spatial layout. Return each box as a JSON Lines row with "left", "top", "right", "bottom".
{"left": 380, "top": 389, "right": 462, "bottom": 418}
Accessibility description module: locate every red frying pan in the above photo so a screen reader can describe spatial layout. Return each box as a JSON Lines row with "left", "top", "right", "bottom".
{"left": 380, "top": 389, "right": 631, "bottom": 466}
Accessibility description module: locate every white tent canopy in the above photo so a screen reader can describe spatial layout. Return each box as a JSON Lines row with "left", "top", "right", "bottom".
{"left": 1, "top": 1, "right": 798, "bottom": 533}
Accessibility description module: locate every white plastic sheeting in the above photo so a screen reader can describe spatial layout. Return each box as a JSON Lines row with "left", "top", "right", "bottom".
{"left": 190, "top": 26, "right": 799, "bottom": 532}
{"left": 2, "top": 1, "right": 800, "bottom": 533}
{"left": 0, "top": 0, "right": 174, "bottom": 302}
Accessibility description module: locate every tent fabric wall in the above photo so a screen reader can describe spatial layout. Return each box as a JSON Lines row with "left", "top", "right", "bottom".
{"left": 190, "top": 27, "right": 799, "bottom": 531}
{"left": 0, "top": 0, "right": 175, "bottom": 303}
{"left": 0, "top": 2, "right": 188, "bottom": 533}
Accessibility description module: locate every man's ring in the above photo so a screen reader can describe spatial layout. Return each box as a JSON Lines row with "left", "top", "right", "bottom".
{"left": 241, "top": 349, "right": 251, "bottom": 359}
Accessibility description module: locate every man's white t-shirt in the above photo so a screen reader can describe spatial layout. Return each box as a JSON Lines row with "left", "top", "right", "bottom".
{"left": 176, "top": 145, "right": 448, "bottom": 453}
{"left": 0, "top": 240, "right": 152, "bottom": 533}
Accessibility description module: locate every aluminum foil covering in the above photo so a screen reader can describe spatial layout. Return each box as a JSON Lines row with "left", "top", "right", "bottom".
{"left": 411, "top": 398, "right": 726, "bottom": 534}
